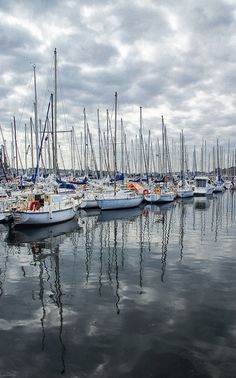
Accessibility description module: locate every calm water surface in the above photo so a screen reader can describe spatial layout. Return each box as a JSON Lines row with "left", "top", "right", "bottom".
{"left": 0, "top": 191, "right": 236, "bottom": 378}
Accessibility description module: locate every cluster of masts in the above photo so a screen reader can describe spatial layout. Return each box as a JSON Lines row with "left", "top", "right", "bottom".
{"left": 0, "top": 49, "right": 236, "bottom": 182}
{"left": 1, "top": 116, "right": 235, "bottom": 183}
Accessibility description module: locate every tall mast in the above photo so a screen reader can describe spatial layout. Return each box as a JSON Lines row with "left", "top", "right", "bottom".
{"left": 106, "top": 109, "right": 110, "bottom": 175}
{"left": 83, "top": 108, "right": 87, "bottom": 177}
{"left": 11, "top": 122, "right": 14, "bottom": 172}
{"left": 161, "top": 115, "right": 165, "bottom": 176}
{"left": 114, "top": 92, "right": 117, "bottom": 195}
{"left": 72, "top": 126, "right": 75, "bottom": 176}
{"left": 46, "top": 97, "right": 52, "bottom": 173}
{"left": 54, "top": 48, "right": 58, "bottom": 175}
{"left": 0, "top": 124, "right": 11, "bottom": 176}
{"left": 33, "top": 64, "right": 39, "bottom": 163}
{"left": 139, "top": 107, "right": 143, "bottom": 179}
{"left": 216, "top": 139, "right": 220, "bottom": 178}
{"left": 25, "top": 123, "right": 27, "bottom": 175}
{"left": 121, "top": 118, "right": 124, "bottom": 179}
{"left": 80, "top": 131, "right": 83, "bottom": 175}
{"left": 30, "top": 117, "right": 34, "bottom": 173}
{"left": 13, "top": 116, "right": 18, "bottom": 176}
{"left": 180, "top": 130, "right": 184, "bottom": 181}
{"left": 97, "top": 109, "right": 102, "bottom": 178}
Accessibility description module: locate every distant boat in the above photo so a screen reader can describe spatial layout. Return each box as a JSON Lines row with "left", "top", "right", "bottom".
{"left": 176, "top": 181, "right": 194, "bottom": 198}
{"left": 176, "top": 131, "right": 194, "bottom": 199}
{"left": 213, "top": 181, "right": 225, "bottom": 193}
{"left": 97, "top": 190, "right": 143, "bottom": 210}
{"left": 158, "top": 187, "right": 176, "bottom": 202}
{"left": 78, "top": 182, "right": 114, "bottom": 209}
{"left": 96, "top": 93, "right": 143, "bottom": 211}
{"left": 79, "top": 193, "right": 99, "bottom": 209}
{"left": 194, "top": 176, "right": 214, "bottom": 196}
{"left": 213, "top": 139, "right": 225, "bottom": 193}
{"left": 224, "top": 180, "right": 233, "bottom": 190}
{"left": 144, "top": 186, "right": 161, "bottom": 203}
{"left": 144, "top": 192, "right": 161, "bottom": 204}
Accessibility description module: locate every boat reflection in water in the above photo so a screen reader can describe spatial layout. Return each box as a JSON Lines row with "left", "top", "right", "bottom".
{"left": 98, "top": 206, "right": 143, "bottom": 222}
{"left": 0, "top": 224, "right": 9, "bottom": 240}
{"left": 6, "top": 218, "right": 81, "bottom": 246}
{"left": 4, "top": 218, "right": 83, "bottom": 375}
{"left": 1, "top": 191, "right": 236, "bottom": 377}
{"left": 176, "top": 196, "right": 194, "bottom": 205}
{"left": 194, "top": 197, "right": 211, "bottom": 210}
{"left": 79, "top": 208, "right": 101, "bottom": 218}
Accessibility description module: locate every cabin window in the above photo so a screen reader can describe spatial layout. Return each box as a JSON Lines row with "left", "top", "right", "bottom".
{"left": 196, "top": 179, "right": 206, "bottom": 187}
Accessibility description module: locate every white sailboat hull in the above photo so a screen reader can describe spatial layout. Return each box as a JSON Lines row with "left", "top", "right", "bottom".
{"left": 97, "top": 196, "right": 143, "bottom": 210}
{"left": 79, "top": 199, "right": 98, "bottom": 209}
{"left": 158, "top": 192, "right": 176, "bottom": 203}
{"left": 13, "top": 206, "right": 76, "bottom": 226}
{"left": 144, "top": 194, "right": 161, "bottom": 203}
{"left": 177, "top": 189, "right": 194, "bottom": 198}
{"left": 213, "top": 184, "right": 224, "bottom": 193}
{"left": 224, "top": 181, "right": 233, "bottom": 190}
{"left": 194, "top": 187, "right": 214, "bottom": 196}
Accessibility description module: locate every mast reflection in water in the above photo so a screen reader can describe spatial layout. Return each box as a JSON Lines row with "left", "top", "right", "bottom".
{"left": 0, "top": 192, "right": 236, "bottom": 377}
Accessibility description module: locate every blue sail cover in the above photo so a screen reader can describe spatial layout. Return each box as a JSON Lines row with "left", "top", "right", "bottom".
{"left": 59, "top": 182, "right": 76, "bottom": 190}
{"left": 110, "top": 173, "right": 124, "bottom": 182}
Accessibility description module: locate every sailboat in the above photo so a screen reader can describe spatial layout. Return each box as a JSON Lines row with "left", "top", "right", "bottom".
{"left": 213, "top": 139, "right": 224, "bottom": 193}
{"left": 143, "top": 186, "right": 161, "bottom": 204}
{"left": 176, "top": 130, "right": 194, "bottom": 198}
{"left": 96, "top": 93, "right": 143, "bottom": 211}
{"left": 194, "top": 176, "right": 214, "bottom": 196}
{"left": 11, "top": 193, "right": 77, "bottom": 227}
{"left": 155, "top": 116, "right": 176, "bottom": 203}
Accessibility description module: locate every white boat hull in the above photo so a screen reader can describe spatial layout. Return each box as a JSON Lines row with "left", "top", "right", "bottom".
{"left": 194, "top": 187, "right": 214, "bottom": 196}
{"left": 194, "top": 176, "right": 214, "bottom": 196}
{"left": 177, "top": 189, "right": 194, "bottom": 198}
{"left": 213, "top": 184, "right": 224, "bottom": 193}
{"left": 13, "top": 206, "right": 76, "bottom": 226}
{"left": 97, "top": 196, "right": 143, "bottom": 210}
{"left": 79, "top": 199, "right": 98, "bottom": 209}
{"left": 144, "top": 194, "right": 161, "bottom": 203}
{"left": 224, "top": 181, "right": 233, "bottom": 190}
{"left": 158, "top": 192, "right": 176, "bottom": 203}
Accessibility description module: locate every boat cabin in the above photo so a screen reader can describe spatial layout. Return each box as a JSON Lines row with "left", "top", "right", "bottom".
{"left": 195, "top": 177, "right": 209, "bottom": 188}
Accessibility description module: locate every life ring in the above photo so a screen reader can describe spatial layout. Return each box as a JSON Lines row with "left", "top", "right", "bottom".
{"left": 155, "top": 187, "right": 161, "bottom": 195}
{"left": 29, "top": 200, "right": 41, "bottom": 211}
{"left": 143, "top": 189, "right": 149, "bottom": 195}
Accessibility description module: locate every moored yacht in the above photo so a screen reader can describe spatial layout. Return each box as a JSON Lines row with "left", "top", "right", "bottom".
{"left": 96, "top": 189, "right": 143, "bottom": 210}
{"left": 194, "top": 176, "right": 214, "bottom": 196}
{"left": 11, "top": 193, "right": 78, "bottom": 227}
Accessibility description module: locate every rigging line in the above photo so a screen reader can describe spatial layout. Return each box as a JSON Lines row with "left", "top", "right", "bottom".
{"left": 57, "top": 66, "right": 69, "bottom": 129}
{"left": 15, "top": 70, "right": 34, "bottom": 129}
{"left": 38, "top": 59, "right": 54, "bottom": 121}
{"left": 57, "top": 67, "right": 72, "bottom": 149}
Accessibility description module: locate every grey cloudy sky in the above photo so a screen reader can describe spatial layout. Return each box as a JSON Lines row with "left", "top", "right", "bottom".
{"left": 0, "top": 0, "right": 236, "bottom": 168}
